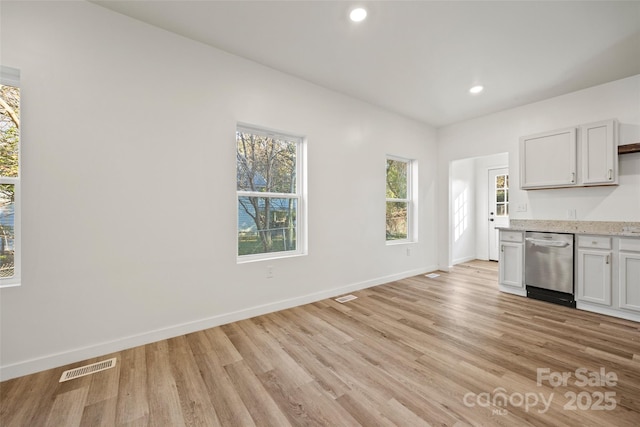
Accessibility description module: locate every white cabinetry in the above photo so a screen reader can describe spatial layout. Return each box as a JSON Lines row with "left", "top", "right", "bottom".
{"left": 576, "top": 236, "right": 612, "bottom": 306}
{"left": 519, "top": 119, "right": 618, "bottom": 190}
{"left": 499, "top": 231, "right": 524, "bottom": 295}
{"left": 576, "top": 236, "right": 640, "bottom": 322}
{"left": 499, "top": 228, "right": 640, "bottom": 322}
{"left": 619, "top": 239, "right": 640, "bottom": 313}
{"left": 520, "top": 127, "right": 577, "bottom": 189}
{"left": 581, "top": 119, "right": 618, "bottom": 186}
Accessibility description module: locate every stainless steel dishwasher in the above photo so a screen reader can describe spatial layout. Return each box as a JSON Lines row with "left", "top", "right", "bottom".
{"left": 525, "top": 231, "right": 575, "bottom": 307}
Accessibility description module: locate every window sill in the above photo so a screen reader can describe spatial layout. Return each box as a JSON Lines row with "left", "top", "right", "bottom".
{"left": 386, "top": 240, "right": 416, "bottom": 246}
{"left": 0, "top": 281, "right": 21, "bottom": 289}
{"left": 237, "top": 251, "right": 307, "bottom": 264}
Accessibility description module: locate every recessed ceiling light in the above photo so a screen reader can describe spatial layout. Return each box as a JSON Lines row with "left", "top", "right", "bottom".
{"left": 469, "top": 85, "right": 484, "bottom": 94}
{"left": 350, "top": 7, "right": 367, "bottom": 22}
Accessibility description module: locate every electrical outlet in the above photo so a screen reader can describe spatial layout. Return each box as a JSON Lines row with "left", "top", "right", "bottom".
{"left": 266, "top": 265, "right": 274, "bottom": 279}
{"left": 516, "top": 203, "right": 527, "bottom": 212}
{"left": 567, "top": 209, "right": 577, "bottom": 219}
{"left": 406, "top": 247, "right": 412, "bottom": 256}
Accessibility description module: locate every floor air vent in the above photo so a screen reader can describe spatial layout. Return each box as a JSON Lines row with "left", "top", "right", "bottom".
{"left": 335, "top": 294, "right": 357, "bottom": 303}
{"left": 59, "top": 358, "right": 117, "bottom": 382}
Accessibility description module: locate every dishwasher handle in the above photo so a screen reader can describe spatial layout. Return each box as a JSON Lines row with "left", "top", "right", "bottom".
{"left": 525, "top": 237, "right": 571, "bottom": 248}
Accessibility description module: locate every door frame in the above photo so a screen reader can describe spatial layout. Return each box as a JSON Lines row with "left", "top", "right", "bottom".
{"left": 447, "top": 153, "right": 509, "bottom": 269}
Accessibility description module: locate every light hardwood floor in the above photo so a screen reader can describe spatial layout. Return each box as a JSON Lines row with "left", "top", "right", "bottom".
{"left": 2, "top": 260, "right": 640, "bottom": 426}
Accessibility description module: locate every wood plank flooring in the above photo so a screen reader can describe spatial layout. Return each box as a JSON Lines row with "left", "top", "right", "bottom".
{"left": 2, "top": 260, "right": 640, "bottom": 426}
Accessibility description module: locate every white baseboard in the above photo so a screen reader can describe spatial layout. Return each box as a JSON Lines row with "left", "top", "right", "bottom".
{"left": 452, "top": 255, "right": 476, "bottom": 265}
{"left": 0, "top": 265, "right": 436, "bottom": 381}
{"left": 499, "top": 285, "right": 527, "bottom": 297}
{"left": 576, "top": 302, "right": 640, "bottom": 323}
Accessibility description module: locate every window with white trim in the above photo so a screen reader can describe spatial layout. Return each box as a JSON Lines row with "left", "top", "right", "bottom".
{"left": 0, "top": 66, "right": 21, "bottom": 287}
{"left": 236, "top": 124, "right": 306, "bottom": 261}
{"left": 386, "top": 156, "right": 415, "bottom": 242}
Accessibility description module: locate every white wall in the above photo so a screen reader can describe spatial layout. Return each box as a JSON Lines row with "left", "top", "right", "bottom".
{"left": 437, "top": 74, "right": 640, "bottom": 269}
{"left": 450, "top": 158, "right": 475, "bottom": 264}
{"left": 0, "top": 2, "right": 439, "bottom": 380}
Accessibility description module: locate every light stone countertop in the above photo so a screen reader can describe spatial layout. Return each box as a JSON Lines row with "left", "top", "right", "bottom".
{"left": 498, "top": 220, "right": 640, "bottom": 237}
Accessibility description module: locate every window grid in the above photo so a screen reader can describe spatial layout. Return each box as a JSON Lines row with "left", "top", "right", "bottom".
{"left": 386, "top": 156, "right": 414, "bottom": 243}
{"left": 236, "top": 125, "right": 305, "bottom": 262}
{"left": 495, "top": 174, "right": 509, "bottom": 216}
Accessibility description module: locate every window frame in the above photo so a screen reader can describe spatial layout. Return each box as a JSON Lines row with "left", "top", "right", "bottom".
{"left": 0, "top": 66, "right": 21, "bottom": 288}
{"left": 494, "top": 173, "right": 509, "bottom": 217}
{"left": 385, "top": 155, "right": 416, "bottom": 244}
{"left": 236, "top": 123, "right": 307, "bottom": 263}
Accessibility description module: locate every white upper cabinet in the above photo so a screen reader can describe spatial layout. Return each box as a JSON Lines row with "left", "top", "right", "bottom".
{"left": 520, "top": 127, "right": 577, "bottom": 189}
{"left": 581, "top": 119, "right": 618, "bottom": 186}
{"left": 520, "top": 119, "right": 619, "bottom": 190}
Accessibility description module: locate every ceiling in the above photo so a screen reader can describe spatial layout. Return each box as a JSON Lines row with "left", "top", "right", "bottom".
{"left": 92, "top": 1, "right": 640, "bottom": 128}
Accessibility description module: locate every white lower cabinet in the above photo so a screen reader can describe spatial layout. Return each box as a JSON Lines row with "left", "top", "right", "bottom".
{"left": 575, "top": 236, "right": 640, "bottom": 322}
{"left": 500, "top": 243, "right": 523, "bottom": 287}
{"left": 499, "top": 230, "right": 640, "bottom": 322}
{"left": 499, "top": 231, "right": 524, "bottom": 295}
{"left": 576, "top": 236, "right": 612, "bottom": 306}
{"left": 619, "top": 239, "right": 640, "bottom": 313}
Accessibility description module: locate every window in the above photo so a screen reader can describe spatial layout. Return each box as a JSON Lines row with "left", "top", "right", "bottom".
{"left": 236, "top": 124, "right": 305, "bottom": 261}
{"left": 0, "top": 66, "right": 21, "bottom": 287}
{"left": 495, "top": 174, "right": 509, "bottom": 216}
{"left": 386, "top": 156, "right": 415, "bottom": 242}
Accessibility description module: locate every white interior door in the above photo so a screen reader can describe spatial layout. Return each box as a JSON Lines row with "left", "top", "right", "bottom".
{"left": 488, "top": 168, "right": 509, "bottom": 261}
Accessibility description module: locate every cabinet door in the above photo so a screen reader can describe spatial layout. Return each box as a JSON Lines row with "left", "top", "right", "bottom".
{"left": 619, "top": 252, "right": 640, "bottom": 312}
{"left": 577, "top": 249, "right": 612, "bottom": 306}
{"left": 499, "top": 242, "right": 523, "bottom": 288}
{"left": 520, "top": 127, "right": 577, "bottom": 189}
{"left": 581, "top": 119, "right": 617, "bottom": 185}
